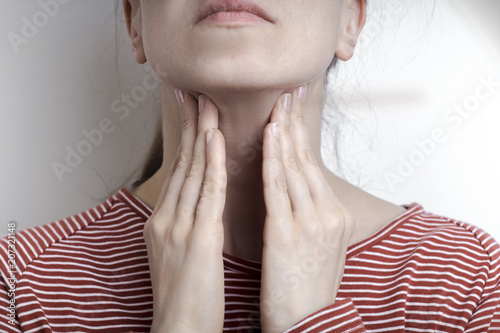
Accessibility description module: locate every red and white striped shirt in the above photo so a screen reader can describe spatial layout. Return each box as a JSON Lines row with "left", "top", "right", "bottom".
{"left": 1, "top": 188, "right": 500, "bottom": 332}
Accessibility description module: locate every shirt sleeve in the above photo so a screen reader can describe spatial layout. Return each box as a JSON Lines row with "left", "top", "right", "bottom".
{"left": 464, "top": 241, "right": 500, "bottom": 332}
{"left": 283, "top": 298, "right": 365, "bottom": 333}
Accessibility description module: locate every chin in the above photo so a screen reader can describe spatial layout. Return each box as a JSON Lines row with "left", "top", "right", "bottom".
{"left": 147, "top": 29, "right": 334, "bottom": 93}
{"left": 165, "top": 58, "right": 328, "bottom": 94}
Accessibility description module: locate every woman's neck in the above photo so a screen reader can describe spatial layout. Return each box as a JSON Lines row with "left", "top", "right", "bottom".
{"left": 133, "top": 74, "right": 408, "bottom": 261}
{"left": 151, "top": 75, "right": 327, "bottom": 202}
{"left": 134, "top": 76, "right": 326, "bottom": 260}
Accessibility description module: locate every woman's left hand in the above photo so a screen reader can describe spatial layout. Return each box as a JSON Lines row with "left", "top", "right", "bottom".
{"left": 260, "top": 85, "right": 355, "bottom": 333}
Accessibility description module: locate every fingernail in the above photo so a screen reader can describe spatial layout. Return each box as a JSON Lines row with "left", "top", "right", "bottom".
{"left": 272, "top": 122, "right": 279, "bottom": 139}
{"left": 206, "top": 128, "right": 214, "bottom": 144}
{"left": 175, "top": 89, "right": 185, "bottom": 107}
{"left": 283, "top": 94, "right": 291, "bottom": 112}
{"left": 297, "top": 84, "right": 307, "bottom": 103}
{"left": 198, "top": 95, "right": 206, "bottom": 113}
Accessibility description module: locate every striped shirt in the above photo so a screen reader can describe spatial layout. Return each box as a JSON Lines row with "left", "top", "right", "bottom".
{"left": 1, "top": 188, "right": 499, "bottom": 332}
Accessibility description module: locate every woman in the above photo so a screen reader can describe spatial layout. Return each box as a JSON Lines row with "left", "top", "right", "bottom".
{"left": 1, "top": 0, "right": 499, "bottom": 332}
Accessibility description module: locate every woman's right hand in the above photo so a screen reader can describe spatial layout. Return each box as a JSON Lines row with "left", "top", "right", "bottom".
{"left": 143, "top": 91, "right": 227, "bottom": 332}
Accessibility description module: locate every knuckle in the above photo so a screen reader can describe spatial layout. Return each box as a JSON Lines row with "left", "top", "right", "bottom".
{"left": 206, "top": 153, "right": 224, "bottom": 169}
{"left": 270, "top": 149, "right": 281, "bottom": 161}
{"left": 145, "top": 208, "right": 193, "bottom": 248}
{"left": 300, "top": 224, "right": 317, "bottom": 240}
{"left": 327, "top": 217, "right": 343, "bottom": 233}
{"left": 293, "top": 114, "right": 306, "bottom": 125}
{"left": 181, "top": 115, "right": 193, "bottom": 132}
{"left": 200, "top": 175, "right": 226, "bottom": 200}
{"left": 300, "top": 148, "right": 318, "bottom": 167}
{"left": 285, "top": 156, "right": 302, "bottom": 173}
{"left": 326, "top": 209, "right": 354, "bottom": 237}
{"left": 181, "top": 113, "right": 196, "bottom": 131}
{"left": 143, "top": 217, "right": 165, "bottom": 242}
{"left": 185, "top": 157, "right": 204, "bottom": 178}
{"left": 263, "top": 174, "right": 287, "bottom": 192}
{"left": 279, "top": 124, "right": 290, "bottom": 136}
{"left": 174, "top": 152, "right": 189, "bottom": 173}
{"left": 197, "top": 126, "right": 207, "bottom": 137}
{"left": 201, "top": 180, "right": 217, "bottom": 199}
{"left": 273, "top": 175, "right": 288, "bottom": 192}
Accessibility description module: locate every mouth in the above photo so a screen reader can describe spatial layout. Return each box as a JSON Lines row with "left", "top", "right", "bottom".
{"left": 196, "top": 0, "right": 274, "bottom": 24}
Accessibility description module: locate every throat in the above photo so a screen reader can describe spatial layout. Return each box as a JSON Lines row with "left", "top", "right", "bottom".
{"left": 222, "top": 187, "right": 267, "bottom": 262}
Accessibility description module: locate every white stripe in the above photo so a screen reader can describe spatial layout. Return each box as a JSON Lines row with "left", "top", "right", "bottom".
{"left": 284, "top": 301, "right": 352, "bottom": 332}
{"left": 19, "top": 262, "right": 149, "bottom": 280}
{"left": 30, "top": 226, "right": 49, "bottom": 248}
{"left": 46, "top": 239, "right": 145, "bottom": 253}
{"left": 120, "top": 190, "right": 152, "bottom": 217}
{"left": 347, "top": 205, "right": 422, "bottom": 255}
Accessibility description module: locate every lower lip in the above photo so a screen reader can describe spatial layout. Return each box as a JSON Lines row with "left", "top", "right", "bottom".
{"left": 200, "top": 11, "right": 268, "bottom": 24}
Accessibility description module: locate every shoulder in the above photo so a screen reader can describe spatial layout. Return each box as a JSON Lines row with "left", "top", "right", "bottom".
{"left": 408, "top": 207, "right": 499, "bottom": 262}
{"left": 350, "top": 203, "right": 500, "bottom": 280}
{"left": 0, "top": 188, "right": 150, "bottom": 280}
{"left": 387, "top": 205, "right": 500, "bottom": 286}
{"left": 399, "top": 207, "right": 500, "bottom": 318}
{"left": 347, "top": 204, "right": 500, "bottom": 311}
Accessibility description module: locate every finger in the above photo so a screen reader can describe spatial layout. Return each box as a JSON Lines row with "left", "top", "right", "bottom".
{"left": 270, "top": 93, "right": 315, "bottom": 218}
{"left": 192, "top": 128, "right": 227, "bottom": 252}
{"left": 288, "top": 85, "right": 334, "bottom": 204}
{"left": 151, "top": 90, "right": 198, "bottom": 220}
{"left": 262, "top": 120, "right": 293, "bottom": 223}
{"left": 154, "top": 91, "right": 199, "bottom": 219}
{"left": 175, "top": 95, "right": 219, "bottom": 225}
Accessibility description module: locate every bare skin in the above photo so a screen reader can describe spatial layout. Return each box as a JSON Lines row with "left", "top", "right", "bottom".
{"left": 124, "top": 0, "right": 407, "bottom": 331}
{"left": 137, "top": 86, "right": 406, "bottom": 332}
{"left": 134, "top": 78, "right": 407, "bottom": 262}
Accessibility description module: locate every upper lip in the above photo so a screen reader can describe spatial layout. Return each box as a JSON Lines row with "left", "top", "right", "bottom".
{"left": 196, "top": 0, "right": 274, "bottom": 23}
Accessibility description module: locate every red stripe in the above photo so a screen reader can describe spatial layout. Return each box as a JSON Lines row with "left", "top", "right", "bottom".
{"left": 0, "top": 188, "right": 499, "bottom": 333}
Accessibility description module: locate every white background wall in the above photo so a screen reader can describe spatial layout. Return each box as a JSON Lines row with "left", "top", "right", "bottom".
{"left": 1, "top": 1, "right": 499, "bottom": 241}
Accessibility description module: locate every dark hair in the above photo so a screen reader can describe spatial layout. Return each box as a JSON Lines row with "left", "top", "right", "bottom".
{"left": 127, "top": 0, "right": 441, "bottom": 194}
{"left": 128, "top": 0, "right": 364, "bottom": 191}
{"left": 129, "top": 54, "right": 340, "bottom": 191}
